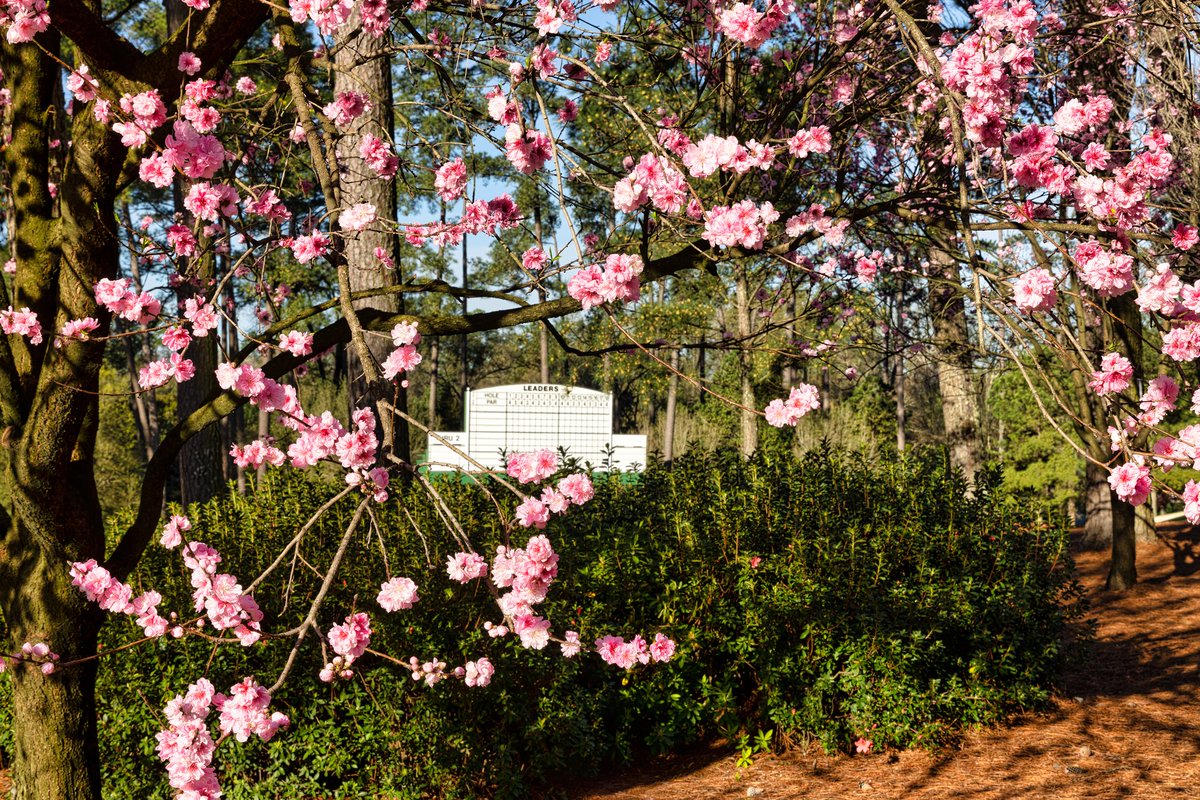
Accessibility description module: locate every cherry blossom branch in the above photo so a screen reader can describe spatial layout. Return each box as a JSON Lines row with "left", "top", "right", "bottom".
{"left": 268, "top": 497, "right": 369, "bottom": 695}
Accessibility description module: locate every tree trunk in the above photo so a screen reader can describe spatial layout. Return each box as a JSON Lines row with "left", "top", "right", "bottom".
{"left": 895, "top": 352, "right": 906, "bottom": 452}
{"left": 427, "top": 335, "right": 440, "bottom": 429}
{"left": 165, "top": 0, "right": 224, "bottom": 506}
{"left": 735, "top": 266, "right": 756, "bottom": 457}
{"left": 664, "top": 347, "right": 679, "bottom": 466}
{"left": 928, "top": 244, "right": 980, "bottom": 484}
{"left": 1083, "top": 457, "right": 1113, "bottom": 549}
{"left": 1, "top": 511, "right": 103, "bottom": 800}
{"left": 535, "top": 205, "right": 549, "bottom": 384}
{"left": 1134, "top": 502, "right": 1156, "bottom": 543}
{"left": 334, "top": 10, "right": 401, "bottom": 458}
{"left": 460, "top": 232, "right": 469, "bottom": 407}
{"left": 176, "top": 280, "right": 223, "bottom": 505}
{"left": 1106, "top": 491, "right": 1137, "bottom": 590}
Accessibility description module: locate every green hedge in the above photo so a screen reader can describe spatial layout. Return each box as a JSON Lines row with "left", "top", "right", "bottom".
{"left": 1, "top": 444, "right": 1087, "bottom": 798}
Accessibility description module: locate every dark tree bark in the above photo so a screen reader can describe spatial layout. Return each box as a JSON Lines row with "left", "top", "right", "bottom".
{"left": 1107, "top": 493, "right": 1138, "bottom": 590}
{"left": 167, "top": 0, "right": 223, "bottom": 506}
{"left": 0, "top": 5, "right": 269, "bottom": 796}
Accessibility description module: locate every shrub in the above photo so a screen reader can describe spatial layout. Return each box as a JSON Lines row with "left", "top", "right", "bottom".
{"left": 0, "top": 444, "right": 1086, "bottom": 797}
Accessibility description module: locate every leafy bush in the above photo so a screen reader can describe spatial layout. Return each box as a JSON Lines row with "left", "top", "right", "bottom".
{"left": 0, "top": 444, "right": 1087, "bottom": 797}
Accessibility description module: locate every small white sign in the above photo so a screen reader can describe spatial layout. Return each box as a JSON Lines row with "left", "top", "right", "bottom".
{"left": 425, "top": 383, "right": 647, "bottom": 472}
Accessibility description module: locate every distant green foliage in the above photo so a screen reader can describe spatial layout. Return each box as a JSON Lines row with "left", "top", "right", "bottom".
{"left": 988, "top": 367, "right": 1083, "bottom": 514}
{"left": 0, "top": 445, "right": 1087, "bottom": 798}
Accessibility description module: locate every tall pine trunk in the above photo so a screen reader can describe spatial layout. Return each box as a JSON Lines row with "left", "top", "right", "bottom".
{"left": 334, "top": 13, "right": 407, "bottom": 460}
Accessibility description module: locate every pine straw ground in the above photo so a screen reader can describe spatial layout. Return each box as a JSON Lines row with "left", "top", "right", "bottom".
{"left": 0, "top": 528, "right": 1196, "bottom": 799}
{"left": 568, "top": 525, "right": 1200, "bottom": 800}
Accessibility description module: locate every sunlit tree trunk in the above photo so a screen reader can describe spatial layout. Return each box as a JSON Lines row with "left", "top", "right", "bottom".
{"left": 664, "top": 346, "right": 679, "bottom": 465}
{"left": 928, "top": 243, "right": 980, "bottom": 484}
{"left": 735, "top": 265, "right": 757, "bottom": 457}
{"left": 335, "top": 10, "right": 399, "bottom": 390}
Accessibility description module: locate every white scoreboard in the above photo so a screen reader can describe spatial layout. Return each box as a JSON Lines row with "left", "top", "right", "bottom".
{"left": 424, "top": 383, "right": 647, "bottom": 472}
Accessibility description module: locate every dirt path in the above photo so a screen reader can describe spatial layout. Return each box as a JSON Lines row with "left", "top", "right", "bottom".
{"left": 570, "top": 527, "right": 1200, "bottom": 800}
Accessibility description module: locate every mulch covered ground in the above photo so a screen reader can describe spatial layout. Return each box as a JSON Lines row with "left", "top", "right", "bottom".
{"left": 569, "top": 525, "right": 1200, "bottom": 800}
{"left": 2, "top": 527, "right": 1196, "bottom": 799}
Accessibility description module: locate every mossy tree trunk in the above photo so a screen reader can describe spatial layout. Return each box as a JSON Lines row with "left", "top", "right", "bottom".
{"left": 0, "top": 24, "right": 116, "bottom": 799}
{"left": 0, "top": 6, "right": 269, "bottom": 795}
{"left": 0, "top": 511, "right": 105, "bottom": 800}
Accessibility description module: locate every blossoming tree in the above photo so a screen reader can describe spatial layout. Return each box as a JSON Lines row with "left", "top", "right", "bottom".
{"left": 0, "top": 0, "right": 1195, "bottom": 797}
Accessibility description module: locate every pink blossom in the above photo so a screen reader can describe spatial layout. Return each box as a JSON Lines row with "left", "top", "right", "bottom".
{"left": 504, "top": 125, "right": 553, "bottom": 174}
{"left": 162, "top": 326, "right": 192, "bottom": 353}
{"left": 390, "top": 321, "right": 420, "bottom": 346}
{"left": 359, "top": 134, "right": 399, "bottom": 180}
{"left": 1012, "top": 268, "right": 1057, "bottom": 312}
{"left": 1173, "top": 224, "right": 1198, "bottom": 251}
{"left": 557, "top": 473, "right": 594, "bottom": 505}
{"left": 434, "top": 157, "right": 468, "bottom": 203}
{"left": 446, "top": 552, "right": 488, "bottom": 583}
{"left": 216, "top": 678, "right": 289, "bottom": 744}
{"left": 67, "top": 64, "right": 98, "bottom": 102}
{"left": 229, "top": 440, "right": 286, "bottom": 470}
{"left": 327, "top": 612, "right": 372, "bottom": 661}
{"left": 1088, "top": 353, "right": 1133, "bottom": 396}
{"left": 764, "top": 383, "right": 820, "bottom": 427}
{"left": 377, "top": 577, "right": 419, "bottom": 611}
{"left": 338, "top": 202, "right": 376, "bottom": 231}
{"left": 595, "top": 634, "right": 648, "bottom": 669}
{"left": 57, "top": 317, "right": 100, "bottom": 346}
{"left": 182, "top": 297, "right": 219, "bottom": 336}
{"left": 515, "top": 496, "right": 550, "bottom": 529}
{"left": 1081, "top": 142, "right": 1110, "bottom": 171}
{"left": 787, "top": 126, "right": 832, "bottom": 158}
{"left": 1139, "top": 375, "right": 1179, "bottom": 426}
{"left": 291, "top": 231, "right": 331, "bottom": 263}
{"left": 1184, "top": 480, "right": 1200, "bottom": 525}
{"left": 164, "top": 122, "right": 227, "bottom": 180}
{"left": 1075, "top": 241, "right": 1134, "bottom": 298}
{"left": 561, "top": 630, "right": 582, "bottom": 658}
{"left": 323, "top": 91, "right": 371, "bottom": 128}
{"left": 567, "top": 253, "right": 644, "bottom": 309}
{"left": 381, "top": 345, "right": 422, "bottom": 380}
{"left": 506, "top": 449, "right": 558, "bottom": 483}
{"left": 703, "top": 200, "right": 777, "bottom": 250}
{"left": 161, "top": 515, "right": 192, "bottom": 548}
{"left": 177, "top": 52, "right": 202, "bottom": 75}
{"left": 1108, "top": 462, "right": 1151, "bottom": 506}
{"left": 463, "top": 657, "right": 494, "bottom": 687}
{"left": 139, "top": 154, "right": 174, "bottom": 188}
{"left": 0, "top": 307, "right": 42, "bottom": 345}
{"left": 649, "top": 632, "right": 675, "bottom": 662}
{"left": 522, "top": 246, "right": 548, "bottom": 271}
{"left": 513, "top": 614, "right": 552, "bottom": 649}
{"left": 278, "top": 330, "right": 313, "bottom": 357}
